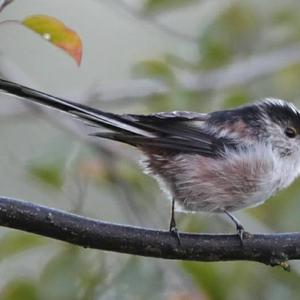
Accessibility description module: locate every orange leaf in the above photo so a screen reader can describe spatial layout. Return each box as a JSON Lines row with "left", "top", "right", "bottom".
{"left": 22, "top": 15, "right": 83, "bottom": 65}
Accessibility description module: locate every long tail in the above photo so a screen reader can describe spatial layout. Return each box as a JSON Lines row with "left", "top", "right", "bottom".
{"left": 0, "top": 78, "right": 221, "bottom": 155}
{"left": 0, "top": 79, "right": 154, "bottom": 138}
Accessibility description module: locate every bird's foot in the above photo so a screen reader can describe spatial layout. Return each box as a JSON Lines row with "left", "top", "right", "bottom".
{"left": 236, "top": 224, "right": 252, "bottom": 246}
{"left": 169, "top": 198, "right": 181, "bottom": 246}
{"left": 223, "top": 210, "right": 250, "bottom": 247}
{"left": 169, "top": 220, "right": 181, "bottom": 246}
{"left": 236, "top": 224, "right": 245, "bottom": 246}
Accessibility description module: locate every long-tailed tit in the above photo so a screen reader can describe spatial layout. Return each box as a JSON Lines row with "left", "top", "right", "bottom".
{"left": 1, "top": 79, "right": 300, "bottom": 243}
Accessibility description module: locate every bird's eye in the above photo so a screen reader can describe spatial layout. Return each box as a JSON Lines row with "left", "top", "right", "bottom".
{"left": 285, "top": 127, "right": 297, "bottom": 138}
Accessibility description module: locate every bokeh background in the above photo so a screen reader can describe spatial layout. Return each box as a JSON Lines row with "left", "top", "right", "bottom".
{"left": 1, "top": 0, "right": 300, "bottom": 299}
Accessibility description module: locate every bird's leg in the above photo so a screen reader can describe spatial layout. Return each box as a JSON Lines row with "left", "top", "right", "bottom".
{"left": 169, "top": 198, "right": 181, "bottom": 245}
{"left": 223, "top": 210, "right": 245, "bottom": 245}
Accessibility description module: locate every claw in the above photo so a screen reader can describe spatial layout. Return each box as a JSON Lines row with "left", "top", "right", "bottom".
{"left": 223, "top": 210, "right": 248, "bottom": 247}
{"left": 169, "top": 225, "right": 181, "bottom": 246}
{"left": 236, "top": 225, "right": 245, "bottom": 246}
{"left": 169, "top": 198, "right": 182, "bottom": 246}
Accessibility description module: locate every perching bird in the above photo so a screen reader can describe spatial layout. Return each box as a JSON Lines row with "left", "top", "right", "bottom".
{"left": 1, "top": 78, "right": 300, "bottom": 243}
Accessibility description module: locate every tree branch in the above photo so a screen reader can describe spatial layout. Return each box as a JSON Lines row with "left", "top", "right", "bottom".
{"left": 0, "top": 196, "right": 299, "bottom": 269}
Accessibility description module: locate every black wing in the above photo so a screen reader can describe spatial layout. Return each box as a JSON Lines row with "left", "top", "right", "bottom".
{"left": 93, "top": 112, "right": 235, "bottom": 157}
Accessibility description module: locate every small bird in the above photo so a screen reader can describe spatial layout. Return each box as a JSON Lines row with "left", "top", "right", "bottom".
{"left": 1, "top": 78, "right": 300, "bottom": 242}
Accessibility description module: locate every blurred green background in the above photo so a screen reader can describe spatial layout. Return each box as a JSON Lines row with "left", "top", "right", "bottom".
{"left": 1, "top": 0, "right": 300, "bottom": 299}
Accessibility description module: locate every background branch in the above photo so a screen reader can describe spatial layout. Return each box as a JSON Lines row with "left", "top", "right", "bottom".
{"left": 91, "top": 43, "right": 300, "bottom": 102}
{"left": 0, "top": 0, "right": 13, "bottom": 12}
{"left": 113, "top": 0, "right": 198, "bottom": 43}
{"left": 0, "top": 196, "right": 299, "bottom": 269}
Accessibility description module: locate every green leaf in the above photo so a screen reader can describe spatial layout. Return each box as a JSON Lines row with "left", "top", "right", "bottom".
{"left": 38, "top": 249, "right": 82, "bottom": 300}
{"left": 181, "top": 262, "right": 230, "bottom": 300}
{"left": 222, "top": 91, "right": 250, "bottom": 109}
{"left": 133, "top": 59, "right": 175, "bottom": 82}
{"left": 1, "top": 279, "right": 38, "bottom": 300}
{"left": 144, "top": 0, "right": 197, "bottom": 14}
{"left": 199, "top": 40, "right": 232, "bottom": 69}
{"left": 199, "top": 3, "right": 259, "bottom": 69}
{"left": 28, "top": 162, "right": 64, "bottom": 189}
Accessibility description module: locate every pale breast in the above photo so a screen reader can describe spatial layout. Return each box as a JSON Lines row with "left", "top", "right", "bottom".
{"left": 143, "top": 145, "right": 284, "bottom": 213}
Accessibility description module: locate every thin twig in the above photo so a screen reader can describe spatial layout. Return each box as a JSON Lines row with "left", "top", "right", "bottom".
{"left": 0, "top": 196, "right": 298, "bottom": 269}
{"left": 0, "top": 0, "right": 13, "bottom": 13}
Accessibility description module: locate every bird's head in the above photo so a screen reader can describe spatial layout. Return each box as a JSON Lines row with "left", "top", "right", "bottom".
{"left": 257, "top": 98, "right": 300, "bottom": 158}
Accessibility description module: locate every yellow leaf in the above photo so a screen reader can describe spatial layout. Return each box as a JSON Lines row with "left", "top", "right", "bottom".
{"left": 22, "top": 15, "right": 82, "bottom": 65}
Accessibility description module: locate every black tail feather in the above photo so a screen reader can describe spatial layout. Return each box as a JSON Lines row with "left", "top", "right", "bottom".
{"left": 0, "top": 78, "right": 232, "bottom": 157}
